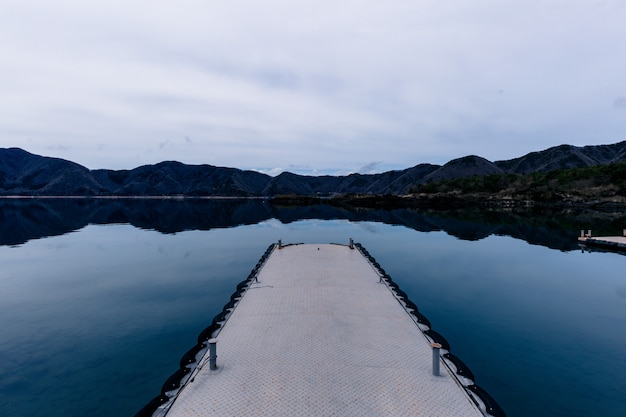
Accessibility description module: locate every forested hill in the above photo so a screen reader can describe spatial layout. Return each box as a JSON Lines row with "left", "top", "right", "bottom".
{"left": 1, "top": 141, "right": 626, "bottom": 197}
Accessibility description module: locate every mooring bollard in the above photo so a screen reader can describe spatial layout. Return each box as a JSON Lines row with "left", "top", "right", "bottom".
{"left": 278, "top": 239, "right": 282, "bottom": 249}
{"left": 432, "top": 343, "right": 441, "bottom": 376}
{"left": 581, "top": 230, "right": 585, "bottom": 238}
{"left": 209, "top": 338, "right": 218, "bottom": 370}
{"left": 588, "top": 230, "right": 592, "bottom": 237}
{"left": 623, "top": 229, "right": 626, "bottom": 237}
{"left": 349, "top": 238, "right": 354, "bottom": 249}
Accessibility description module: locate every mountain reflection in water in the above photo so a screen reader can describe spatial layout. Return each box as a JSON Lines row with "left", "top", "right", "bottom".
{"left": 2, "top": 198, "right": 626, "bottom": 417}
{"left": 2, "top": 197, "right": 626, "bottom": 251}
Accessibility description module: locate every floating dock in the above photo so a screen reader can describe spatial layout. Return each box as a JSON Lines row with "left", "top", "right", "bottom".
{"left": 578, "top": 234, "right": 626, "bottom": 251}
{"left": 138, "top": 242, "right": 504, "bottom": 417}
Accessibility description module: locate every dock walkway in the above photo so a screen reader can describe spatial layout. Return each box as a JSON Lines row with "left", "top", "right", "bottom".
{"left": 162, "top": 243, "right": 484, "bottom": 416}
{"left": 578, "top": 235, "right": 626, "bottom": 251}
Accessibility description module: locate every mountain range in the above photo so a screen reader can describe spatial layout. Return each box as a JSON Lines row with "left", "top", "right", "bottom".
{"left": 1, "top": 141, "right": 626, "bottom": 196}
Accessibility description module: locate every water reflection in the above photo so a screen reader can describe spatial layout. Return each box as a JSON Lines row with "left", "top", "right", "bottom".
{"left": 2, "top": 198, "right": 626, "bottom": 250}
{"left": 1, "top": 200, "right": 625, "bottom": 417}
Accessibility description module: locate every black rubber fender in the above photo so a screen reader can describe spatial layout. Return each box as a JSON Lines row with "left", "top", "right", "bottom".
{"left": 412, "top": 310, "right": 431, "bottom": 328}
{"left": 443, "top": 352, "right": 475, "bottom": 381}
{"left": 180, "top": 343, "right": 206, "bottom": 368}
{"left": 161, "top": 367, "right": 191, "bottom": 394}
{"left": 404, "top": 299, "right": 419, "bottom": 313}
{"left": 134, "top": 394, "right": 169, "bottom": 417}
{"left": 230, "top": 290, "right": 243, "bottom": 302}
{"left": 424, "top": 329, "right": 450, "bottom": 351}
{"left": 467, "top": 384, "right": 507, "bottom": 417}
{"left": 222, "top": 299, "right": 237, "bottom": 311}
{"left": 236, "top": 280, "right": 249, "bottom": 291}
{"left": 197, "top": 322, "right": 220, "bottom": 343}
{"left": 211, "top": 310, "right": 228, "bottom": 326}
{"left": 394, "top": 287, "right": 408, "bottom": 301}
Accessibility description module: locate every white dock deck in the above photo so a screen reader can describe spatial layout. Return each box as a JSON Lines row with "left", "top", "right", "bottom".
{"left": 164, "top": 244, "right": 483, "bottom": 417}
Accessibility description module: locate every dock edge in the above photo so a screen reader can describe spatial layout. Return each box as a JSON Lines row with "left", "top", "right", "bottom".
{"left": 135, "top": 240, "right": 507, "bottom": 417}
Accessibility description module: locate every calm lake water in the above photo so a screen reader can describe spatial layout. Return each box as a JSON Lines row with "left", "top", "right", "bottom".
{"left": 0, "top": 199, "right": 625, "bottom": 417}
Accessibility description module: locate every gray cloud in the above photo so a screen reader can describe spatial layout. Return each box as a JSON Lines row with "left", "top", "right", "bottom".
{"left": 614, "top": 97, "right": 626, "bottom": 109}
{"left": 45, "top": 144, "right": 70, "bottom": 152}
{"left": 1, "top": 1, "right": 625, "bottom": 171}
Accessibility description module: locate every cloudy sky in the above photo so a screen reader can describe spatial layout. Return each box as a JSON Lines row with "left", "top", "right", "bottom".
{"left": 1, "top": 1, "right": 625, "bottom": 175}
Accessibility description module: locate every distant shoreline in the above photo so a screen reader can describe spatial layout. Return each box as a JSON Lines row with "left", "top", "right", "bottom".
{"left": 3, "top": 193, "right": 625, "bottom": 211}
{"left": 0, "top": 195, "right": 267, "bottom": 200}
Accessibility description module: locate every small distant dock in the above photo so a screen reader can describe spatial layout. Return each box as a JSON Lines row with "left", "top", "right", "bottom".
{"left": 578, "top": 230, "right": 626, "bottom": 251}
{"left": 141, "top": 242, "right": 503, "bottom": 417}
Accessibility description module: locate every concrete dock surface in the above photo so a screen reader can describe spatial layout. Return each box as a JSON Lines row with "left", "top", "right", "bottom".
{"left": 163, "top": 243, "right": 484, "bottom": 417}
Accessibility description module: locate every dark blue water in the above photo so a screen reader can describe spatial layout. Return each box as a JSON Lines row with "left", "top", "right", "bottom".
{"left": 1, "top": 206, "right": 625, "bottom": 417}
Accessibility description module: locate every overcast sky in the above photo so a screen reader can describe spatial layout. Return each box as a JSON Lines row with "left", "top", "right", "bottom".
{"left": 1, "top": 1, "right": 625, "bottom": 175}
